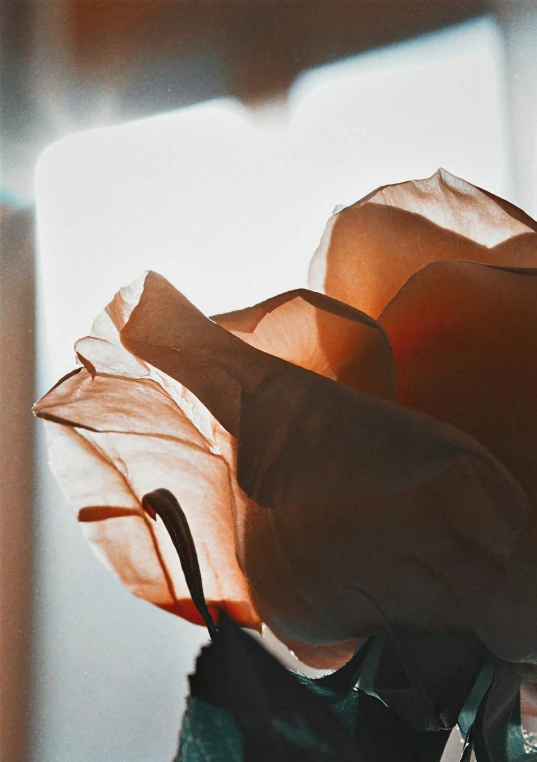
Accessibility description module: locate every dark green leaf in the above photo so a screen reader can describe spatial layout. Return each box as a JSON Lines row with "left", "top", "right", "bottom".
{"left": 457, "top": 658, "right": 537, "bottom": 762}
{"left": 458, "top": 663, "right": 494, "bottom": 739}
{"left": 353, "top": 690, "right": 450, "bottom": 762}
{"left": 371, "top": 630, "right": 485, "bottom": 732}
{"left": 472, "top": 658, "right": 520, "bottom": 762}
{"left": 296, "top": 637, "right": 372, "bottom": 731}
{"left": 507, "top": 694, "right": 537, "bottom": 762}
{"left": 177, "top": 698, "right": 243, "bottom": 762}
{"left": 301, "top": 628, "right": 483, "bottom": 762}
{"left": 187, "top": 614, "right": 358, "bottom": 762}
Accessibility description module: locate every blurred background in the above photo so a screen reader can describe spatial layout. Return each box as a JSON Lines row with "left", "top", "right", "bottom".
{"left": 2, "top": 2, "right": 537, "bottom": 761}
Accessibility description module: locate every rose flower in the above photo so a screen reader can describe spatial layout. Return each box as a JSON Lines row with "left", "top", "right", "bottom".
{"left": 34, "top": 169, "right": 537, "bottom": 674}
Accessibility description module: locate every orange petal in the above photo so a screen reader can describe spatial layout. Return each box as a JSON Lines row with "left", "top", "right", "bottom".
{"left": 380, "top": 260, "right": 537, "bottom": 500}
{"left": 308, "top": 169, "right": 537, "bottom": 318}
{"left": 38, "top": 387, "right": 258, "bottom": 627}
{"left": 121, "top": 272, "right": 534, "bottom": 666}
{"left": 34, "top": 280, "right": 259, "bottom": 629}
{"left": 121, "top": 272, "right": 272, "bottom": 438}
{"left": 213, "top": 288, "right": 395, "bottom": 399}
{"left": 380, "top": 258, "right": 537, "bottom": 586}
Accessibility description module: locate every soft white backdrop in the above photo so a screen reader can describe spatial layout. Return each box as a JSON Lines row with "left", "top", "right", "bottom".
{"left": 34, "top": 17, "right": 517, "bottom": 762}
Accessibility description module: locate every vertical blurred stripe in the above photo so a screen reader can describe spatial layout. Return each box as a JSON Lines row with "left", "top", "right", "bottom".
{"left": 0, "top": 206, "right": 35, "bottom": 762}
{"left": 495, "top": 0, "right": 537, "bottom": 217}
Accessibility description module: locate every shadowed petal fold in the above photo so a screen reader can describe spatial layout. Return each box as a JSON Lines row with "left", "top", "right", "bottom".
{"left": 235, "top": 370, "right": 535, "bottom": 666}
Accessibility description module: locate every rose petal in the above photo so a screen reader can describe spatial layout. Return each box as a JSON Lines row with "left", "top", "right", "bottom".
{"left": 380, "top": 259, "right": 537, "bottom": 499}
{"left": 34, "top": 280, "right": 259, "bottom": 628}
{"left": 41, "top": 421, "right": 181, "bottom": 608}
{"left": 379, "top": 258, "right": 537, "bottom": 588}
{"left": 363, "top": 169, "right": 537, "bottom": 245}
{"left": 121, "top": 272, "right": 273, "bottom": 438}
{"left": 38, "top": 388, "right": 257, "bottom": 626}
{"left": 236, "top": 371, "right": 537, "bottom": 665}
{"left": 213, "top": 288, "right": 395, "bottom": 399}
{"left": 75, "top": 276, "right": 151, "bottom": 379}
{"left": 121, "top": 272, "right": 534, "bottom": 666}
{"left": 308, "top": 169, "right": 537, "bottom": 318}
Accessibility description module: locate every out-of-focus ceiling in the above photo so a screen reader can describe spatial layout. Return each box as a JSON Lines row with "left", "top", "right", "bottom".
{"left": 67, "top": 0, "right": 488, "bottom": 103}
{"left": 1, "top": 0, "right": 488, "bottom": 202}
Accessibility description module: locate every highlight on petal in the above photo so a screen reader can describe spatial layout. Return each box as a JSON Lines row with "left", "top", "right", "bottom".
{"left": 214, "top": 288, "right": 396, "bottom": 399}
{"left": 364, "top": 169, "right": 537, "bottom": 247}
{"left": 121, "top": 272, "right": 397, "bottom": 430}
{"left": 308, "top": 168, "right": 537, "bottom": 318}
{"left": 120, "top": 271, "right": 534, "bottom": 668}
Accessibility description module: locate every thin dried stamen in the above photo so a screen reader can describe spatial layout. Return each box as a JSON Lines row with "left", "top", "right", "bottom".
{"left": 142, "top": 488, "right": 218, "bottom": 640}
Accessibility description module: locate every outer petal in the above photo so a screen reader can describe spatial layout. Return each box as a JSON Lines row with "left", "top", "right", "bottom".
{"left": 236, "top": 374, "right": 536, "bottom": 666}
{"left": 34, "top": 277, "right": 259, "bottom": 627}
{"left": 213, "top": 288, "right": 395, "bottom": 399}
{"left": 379, "top": 259, "right": 537, "bottom": 576}
{"left": 308, "top": 168, "right": 537, "bottom": 317}
{"left": 121, "top": 272, "right": 534, "bottom": 667}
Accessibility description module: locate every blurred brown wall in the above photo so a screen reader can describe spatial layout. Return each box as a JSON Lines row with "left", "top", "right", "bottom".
{"left": 0, "top": 207, "right": 35, "bottom": 762}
